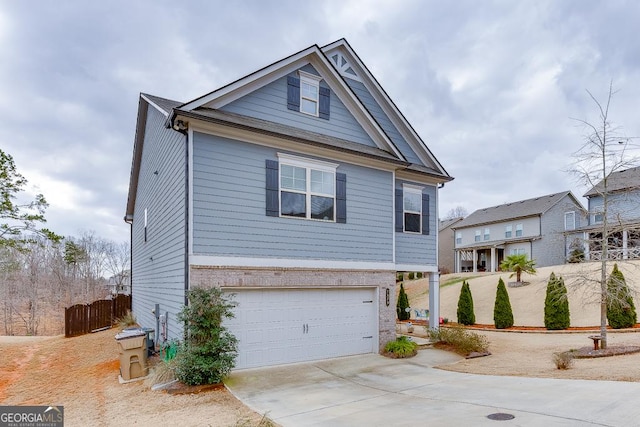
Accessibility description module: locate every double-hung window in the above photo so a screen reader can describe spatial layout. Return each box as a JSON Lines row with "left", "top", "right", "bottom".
{"left": 455, "top": 232, "right": 462, "bottom": 245}
{"left": 515, "top": 223, "right": 523, "bottom": 237}
{"left": 279, "top": 155, "right": 337, "bottom": 221}
{"left": 403, "top": 187, "right": 422, "bottom": 233}
{"left": 299, "top": 71, "right": 321, "bottom": 117}
{"left": 483, "top": 228, "right": 490, "bottom": 241}
{"left": 475, "top": 230, "right": 481, "bottom": 242}
{"left": 505, "top": 225, "right": 512, "bottom": 238}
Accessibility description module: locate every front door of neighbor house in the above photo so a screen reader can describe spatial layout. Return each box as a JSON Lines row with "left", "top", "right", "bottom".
{"left": 224, "top": 288, "right": 377, "bottom": 369}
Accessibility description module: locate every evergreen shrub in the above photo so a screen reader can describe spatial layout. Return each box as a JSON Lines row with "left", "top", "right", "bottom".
{"left": 607, "top": 263, "right": 637, "bottom": 329}
{"left": 456, "top": 281, "right": 475, "bottom": 325}
{"left": 494, "top": 278, "right": 514, "bottom": 329}
{"left": 544, "top": 272, "right": 570, "bottom": 330}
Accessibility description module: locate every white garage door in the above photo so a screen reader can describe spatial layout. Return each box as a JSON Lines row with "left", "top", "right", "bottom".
{"left": 224, "top": 288, "right": 377, "bottom": 369}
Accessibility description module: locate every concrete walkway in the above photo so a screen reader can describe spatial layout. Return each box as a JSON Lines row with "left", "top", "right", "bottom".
{"left": 226, "top": 349, "right": 640, "bottom": 426}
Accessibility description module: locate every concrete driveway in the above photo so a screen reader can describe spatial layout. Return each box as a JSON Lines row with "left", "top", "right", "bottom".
{"left": 226, "top": 348, "right": 640, "bottom": 426}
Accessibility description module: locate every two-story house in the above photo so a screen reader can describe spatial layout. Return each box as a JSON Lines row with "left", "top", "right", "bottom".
{"left": 125, "top": 39, "right": 452, "bottom": 369}
{"left": 579, "top": 165, "right": 640, "bottom": 260}
{"left": 438, "top": 217, "right": 464, "bottom": 274}
{"left": 451, "top": 191, "right": 585, "bottom": 273}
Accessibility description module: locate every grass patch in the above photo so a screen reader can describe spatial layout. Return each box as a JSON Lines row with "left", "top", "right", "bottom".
{"left": 383, "top": 336, "right": 418, "bottom": 358}
{"left": 234, "top": 414, "right": 276, "bottom": 427}
{"left": 115, "top": 310, "right": 137, "bottom": 329}
{"left": 552, "top": 351, "right": 574, "bottom": 370}
{"left": 145, "top": 357, "right": 178, "bottom": 387}
{"left": 427, "top": 326, "right": 489, "bottom": 356}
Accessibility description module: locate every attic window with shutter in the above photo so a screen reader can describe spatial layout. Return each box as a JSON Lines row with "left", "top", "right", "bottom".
{"left": 287, "top": 71, "right": 330, "bottom": 120}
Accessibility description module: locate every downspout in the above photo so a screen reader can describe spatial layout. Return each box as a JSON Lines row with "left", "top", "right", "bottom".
{"left": 124, "top": 215, "right": 133, "bottom": 298}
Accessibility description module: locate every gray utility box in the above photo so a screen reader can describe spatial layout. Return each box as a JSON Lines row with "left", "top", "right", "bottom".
{"left": 115, "top": 328, "right": 148, "bottom": 380}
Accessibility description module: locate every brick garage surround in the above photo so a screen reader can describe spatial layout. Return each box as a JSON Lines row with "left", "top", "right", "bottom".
{"left": 190, "top": 265, "right": 397, "bottom": 353}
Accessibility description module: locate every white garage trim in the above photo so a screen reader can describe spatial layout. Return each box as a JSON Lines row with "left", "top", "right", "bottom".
{"left": 223, "top": 287, "right": 378, "bottom": 369}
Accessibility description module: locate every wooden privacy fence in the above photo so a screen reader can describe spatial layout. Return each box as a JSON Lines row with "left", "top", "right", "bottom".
{"left": 65, "top": 294, "right": 132, "bottom": 338}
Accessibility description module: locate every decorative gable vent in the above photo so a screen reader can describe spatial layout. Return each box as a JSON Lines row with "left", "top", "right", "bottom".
{"left": 330, "top": 52, "right": 360, "bottom": 81}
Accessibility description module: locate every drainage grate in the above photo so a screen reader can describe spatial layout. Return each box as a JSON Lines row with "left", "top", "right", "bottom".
{"left": 487, "top": 413, "right": 515, "bottom": 421}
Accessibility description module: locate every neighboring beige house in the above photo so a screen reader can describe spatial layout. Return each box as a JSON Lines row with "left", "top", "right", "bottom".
{"left": 438, "top": 217, "right": 464, "bottom": 274}
{"left": 451, "top": 191, "right": 586, "bottom": 273}
{"left": 578, "top": 165, "right": 640, "bottom": 261}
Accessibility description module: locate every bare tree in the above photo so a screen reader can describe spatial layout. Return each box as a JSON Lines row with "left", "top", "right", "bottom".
{"left": 104, "top": 241, "right": 130, "bottom": 295}
{"left": 444, "top": 206, "right": 468, "bottom": 220}
{"left": 569, "top": 81, "right": 640, "bottom": 348}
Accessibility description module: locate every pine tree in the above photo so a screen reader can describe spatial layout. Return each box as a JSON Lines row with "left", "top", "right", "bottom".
{"left": 456, "top": 281, "right": 475, "bottom": 325}
{"left": 544, "top": 273, "right": 570, "bottom": 330}
{"left": 606, "top": 263, "right": 637, "bottom": 329}
{"left": 494, "top": 278, "right": 514, "bottom": 329}
{"left": 396, "top": 283, "right": 410, "bottom": 321}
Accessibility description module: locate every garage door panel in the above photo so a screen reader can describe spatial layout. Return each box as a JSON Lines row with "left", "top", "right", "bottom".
{"left": 224, "top": 288, "right": 377, "bottom": 369}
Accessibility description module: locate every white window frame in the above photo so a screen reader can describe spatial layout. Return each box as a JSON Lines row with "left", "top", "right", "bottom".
{"left": 510, "top": 248, "right": 526, "bottom": 256}
{"left": 455, "top": 232, "right": 462, "bottom": 245}
{"left": 403, "top": 184, "right": 423, "bottom": 234}
{"left": 515, "top": 223, "right": 523, "bottom": 237}
{"left": 505, "top": 225, "right": 512, "bottom": 238}
{"left": 277, "top": 153, "right": 338, "bottom": 222}
{"left": 474, "top": 229, "right": 481, "bottom": 242}
{"left": 298, "top": 70, "right": 322, "bottom": 117}
{"left": 483, "top": 227, "right": 490, "bottom": 241}
{"left": 564, "top": 211, "right": 576, "bottom": 231}
{"left": 592, "top": 212, "right": 603, "bottom": 224}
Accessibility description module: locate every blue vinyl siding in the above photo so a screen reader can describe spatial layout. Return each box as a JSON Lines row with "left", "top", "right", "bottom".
{"left": 221, "top": 67, "right": 377, "bottom": 148}
{"left": 589, "top": 192, "right": 640, "bottom": 224}
{"left": 395, "top": 181, "right": 437, "bottom": 265}
{"left": 191, "top": 132, "right": 393, "bottom": 262}
{"left": 344, "top": 78, "right": 422, "bottom": 164}
{"left": 131, "top": 104, "right": 186, "bottom": 340}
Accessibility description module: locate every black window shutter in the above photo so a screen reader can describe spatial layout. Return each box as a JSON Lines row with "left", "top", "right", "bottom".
{"left": 395, "top": 189, "right": 403, "bottom": 232}
{"left": 422, "top": 193, "right": 430, "bottom": 235}
{"left": 319, "top": 86, "right": 330, "bottom": 120}
{"left": 336, "top": 173, "right": 346, "bottom": 223}
{"left": 265, "top": 160, "right": 279, "bottom": 217}
{"left": 287, "top": 76, "right": 300, "bottom": 111}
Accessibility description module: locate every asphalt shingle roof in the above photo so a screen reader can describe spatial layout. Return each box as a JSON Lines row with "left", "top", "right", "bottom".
{"left": 584, "top": 165, "right": 640, "bottom": 197}
{"left": 452, "top": 191, "right": 575, "bottom": 229}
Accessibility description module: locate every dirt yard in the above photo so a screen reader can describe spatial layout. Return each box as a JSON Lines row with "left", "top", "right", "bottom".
{"left": 0, "top": 330, "right": 266, "bottom": 427}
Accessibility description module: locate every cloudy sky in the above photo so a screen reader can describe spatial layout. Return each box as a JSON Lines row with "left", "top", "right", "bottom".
{"left": 1, "top": 0, "right": 639, "bottom": 243}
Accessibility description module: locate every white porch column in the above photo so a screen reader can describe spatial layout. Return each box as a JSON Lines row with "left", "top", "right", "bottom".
{"left": 428, "top": 272, "right": 440, "bottom": 330}
{"left": 490, "top": 247, "right": 496, "bottom": 272}
{"left": 472, "top": 249, "right": 477, "bottom": 273}
{"left": 623, "top": 229, "right": 628, "bottom": 260}
{"left": 455, "top": 250, "right": 461, "bottom": 273}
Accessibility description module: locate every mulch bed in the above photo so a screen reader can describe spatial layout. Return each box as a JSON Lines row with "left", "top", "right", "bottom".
{"left": 163, "top": 381, "right": 226, "bottom": 395}
{"left": 568, "top": 345, "right": 640, "bottom": 359}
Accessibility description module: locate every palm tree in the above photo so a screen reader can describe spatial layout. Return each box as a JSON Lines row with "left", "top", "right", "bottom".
{"left": 500, "top": 254, "right": 536, "bottom": 283}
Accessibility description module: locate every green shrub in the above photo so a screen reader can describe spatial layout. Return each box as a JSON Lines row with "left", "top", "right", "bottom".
{"left": 384, "top": 336, "right": 418, "bottom": 358}
{"left": 396, "top": 272, "right": 404, "bottom": 282}
{"left": 456, "top": 281, "right": 475, "bottom": 325}
{"left": 408, "top": 272, "right": 415, "bottom": 280}
{"left": 417, "top": 272, "right": 423, "bottom": 279}
{"left": 396, "top": 283, "right": 410, "bottom": 321}
{"left": 175, "top": 287, "right": 238, "bottom": 385}
{"left": 607, "top": 263, "right": 637, "bottom": 329}
{"left": 427, "top": 327, "right": 489, "bottom": 355}
{"left": 544, "top": 272, "right": 570, "bottom": 330}
{"left": 494, "top": 278, "right": 514, "bottom": 329}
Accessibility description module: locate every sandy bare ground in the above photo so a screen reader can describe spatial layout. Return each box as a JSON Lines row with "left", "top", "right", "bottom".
{"left": 0, "top": 330, "right": 266, "bottom": 427}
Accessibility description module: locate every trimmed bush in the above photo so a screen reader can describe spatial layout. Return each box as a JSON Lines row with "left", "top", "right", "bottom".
{"left": 384, "top": 336, "right": 418, "bottom": 358}
{"left": 408, "top": 272, "right": 415, "bottom": 280}
{"left": 544, "top": 272, "right": 570, "bottom": 330}
{"left": 396, "top": 283, "right": 410, "bottom": 321}
{"left": 175, "top": 287, "right": 238, "bottom": 385}
{"left": 396, "top": 272, "right": 404, "bottom": 282}
{"left": 606, "top": 263, "right": 637, "bottom": 329}
{"left": 427, "top": 327, "right": 489, "bottom": 356}
{"left": 456, "top": 281, "right": 475, "bottom": 325}
{"left": 494, "top": 278, "right": 514, "bottom": 329}
{"left": 417, "top": 272, "right": 423, "bottom": 279}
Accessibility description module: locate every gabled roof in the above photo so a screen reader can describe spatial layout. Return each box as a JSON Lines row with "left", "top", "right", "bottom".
{"left": 170, "top": 39, "right": 451, "bottom": 182}
{"left": 452, "top": 191, "right": 583, "bottom": 229}
{"left": 584, "top": 165, "right": 640, "bottom": 197}
{"left": 321, "top": 39, "right": 450, "bottom": 178}
{"left": 439, "top": 217, "right": 464, "bottom": 232}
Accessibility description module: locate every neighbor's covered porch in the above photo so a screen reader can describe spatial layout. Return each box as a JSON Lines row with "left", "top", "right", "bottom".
{"left": 455, "top": 244, "right": 505, "bottom": 273}
{"left": 583, "top": 226, "right": 640, "bottom": 261}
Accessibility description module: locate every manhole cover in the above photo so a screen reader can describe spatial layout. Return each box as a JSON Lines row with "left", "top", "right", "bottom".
{"left": 487, "top": 413, "right": 515, "bottom": 421}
